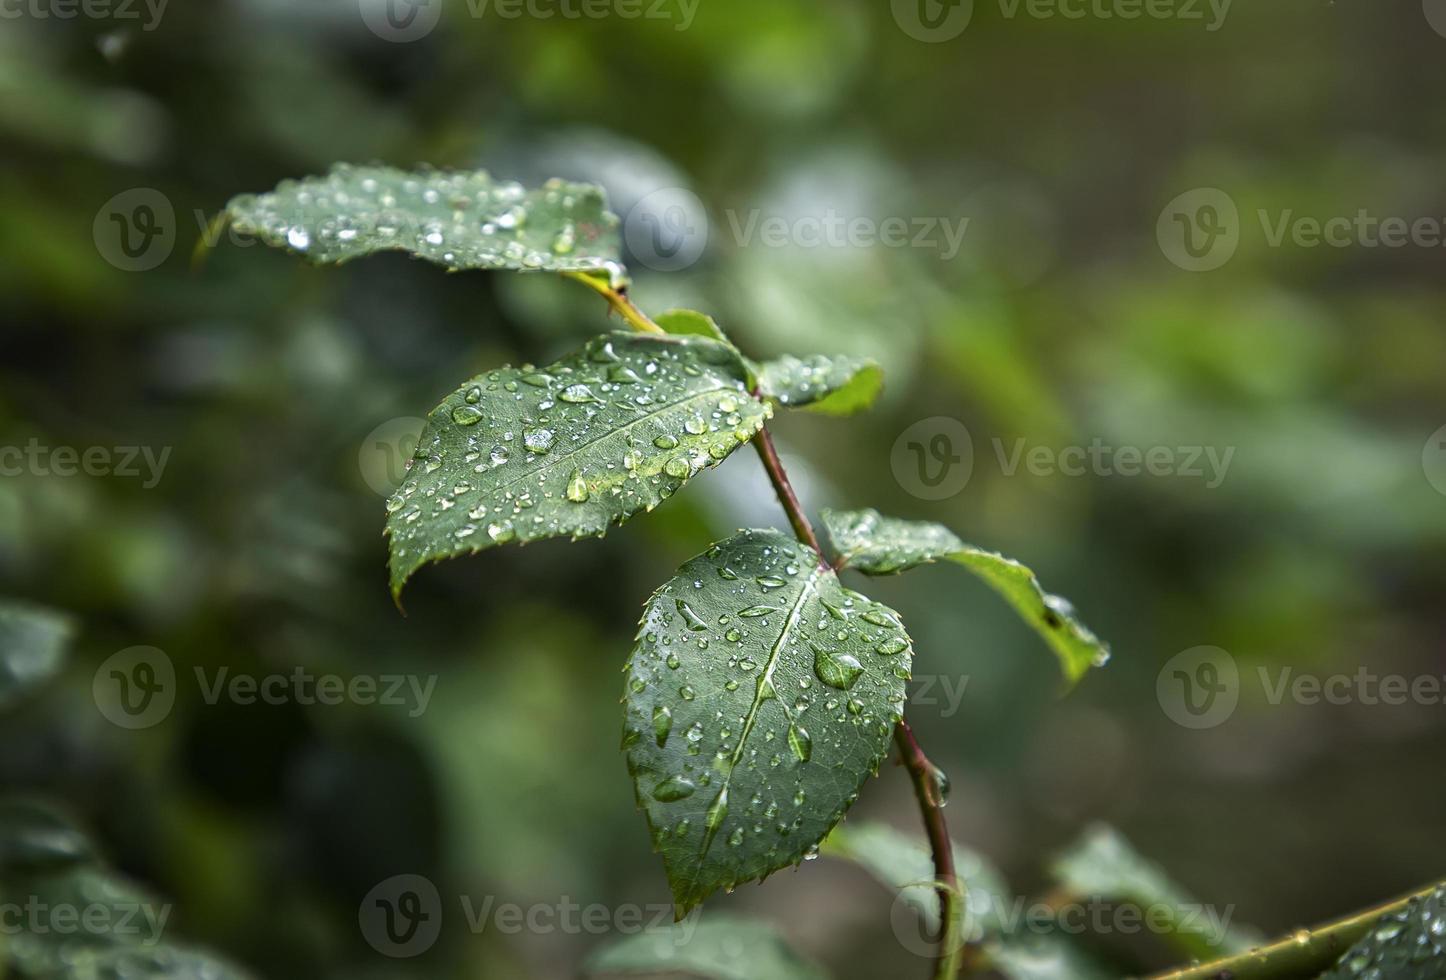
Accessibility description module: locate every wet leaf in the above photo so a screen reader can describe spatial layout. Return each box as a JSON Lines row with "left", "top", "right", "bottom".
{"left": 386, "top": 333, "right": 770, "bottom": 598}
{"left": 623, "top": 529, "right": 912, "bottom": 913}
{"left": 1320, "top": 884, "right": 1446, "bottom": 980}
{"left": 0, "top": 601, "right": 74, "bottom": 712}
{"left": 757, "top": 354, "right": 883, "bottom": 416}
{"left": 656, "top": 309, "right": 729, "bottom": 343}
{"left": 225, "top": 163, "right": 626, "bottom": 285}
{"left": 586, "top": 915, "right": 827, "bottom": 980}
{"left": 823, "top": 508, "right": 1110, "bottom": 684}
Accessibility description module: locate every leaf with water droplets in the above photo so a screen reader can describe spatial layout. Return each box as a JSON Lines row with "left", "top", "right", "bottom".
{"left": 0, "top": 600, "right": 74, "bottom": 712}
{"left": 757, "top": 353, "right": 883, "bottom": 416}
{"left": 585, "top": 915, "right": 826, "bottom": 980}
{"left": 224, "top": 163, "right": 626, "bottom": 285}
{"left": 1052, "top": 824, "right": 1254, "bottom": 960}
{"left": 386, "top": 334, "right": 771, "bottom": 598}
{"left": 1320, "top": 883, "right": 1446, "bottom": 980}
{"left": 623, "top": 529, "right": 913, "bottom": 914}
{"left": 822, "top": 508, "right": 1110, "bottom": 685}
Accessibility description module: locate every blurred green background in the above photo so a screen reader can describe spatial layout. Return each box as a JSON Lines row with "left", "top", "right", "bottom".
{"left": 2, "top": 0, "right": 1445, "bottom": 976}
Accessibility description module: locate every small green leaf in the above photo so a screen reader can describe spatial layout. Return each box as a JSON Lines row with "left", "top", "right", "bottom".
{"left": 386, "top": 334, "right": 771, "bottom": 598}
{"left": 1052, "top": 824, "right": 1253, "bottom": 959}
{"left": 586, "top": 915, "right": 827, "bottom": 980}
{"left": 824, "top": 821, "right": 1010, "bottom": 938}
{"left": 0, "top": 601, "right": 74, "bottom": 712}
{"left": 1320, "top": 884, "right": 1446, "bottom": 980}
{"left": 225, "top": 164, "right": 625, "bottom": 284}
{"left": 822, "top": 509, "right": 1110, "bottom": 684}
{"left": 655, "top": 309, "right": 729, "bottom": 343}
{"left": 757, "top": 354, "right": 883, "bottom": 416}
{"left": 623, "top": 529, "right": 913, "bottom": 914}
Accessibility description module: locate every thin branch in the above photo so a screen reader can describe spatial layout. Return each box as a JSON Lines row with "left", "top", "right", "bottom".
{"left": 895, "top": 718, "right": 969, "bottom": 980}
{"left": 1147, "top": 880, "right": 1443, "bottom": 980}
{"left": 564, "top": 270, "right": 665, "bottom": 334}
{"left": 751, "top": 428, "right": 827, "bottom": 564}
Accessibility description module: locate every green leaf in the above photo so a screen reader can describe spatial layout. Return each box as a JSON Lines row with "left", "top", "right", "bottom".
{"left": 0, "top": 601, "right": 73, "bottom": 712}
{"left": 623, "top": 529, "right": 913, "bottom": 914}
{"left": 656, "top": 309, "right": 729, "bottom": 343}
{"left": 225, "top": 163, "right": 626, "bottom": 284}
{"left": 823, "top": 821, "right": 1010, "bottom": 939}
{"left": 757, "top": 354, "right": 884, "bottom": 416}
{"left": 1320, "top": 884, "right": 1446, "bottom": 980}
{"left": 0, "top": 799, "right": 96, "bottom": 872}
{"left": 822, "top": 509, "right": 1110, "bottom": 684}
{"left": 586, "top": 915, "right": 827, "bottom": 980}
{"left": 386, "top": 334, "right": 771, "bottom": 598}
{"left": 1051, "top": 824, "right": 1252, "bottom": 960}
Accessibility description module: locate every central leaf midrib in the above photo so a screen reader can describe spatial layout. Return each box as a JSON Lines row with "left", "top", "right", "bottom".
{"left": 693, "top": 558, "right": 824, "bottom": 871}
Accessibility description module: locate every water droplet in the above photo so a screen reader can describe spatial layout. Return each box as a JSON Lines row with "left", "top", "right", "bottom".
{"left": 653, "top": 775, "right": 696, "bottom": 802}
{"left": 523, "top": 427, "right": 556, "bottom": 453}
{"left": 664, "top": 457, "right": 691, "bottom": 479}
{"left": 756, "top": 576, "right": 787, "bottom": 590}
{"left": 738, "top": 606, "right": 777, "bottom": 618}
{"left": 566, "top": 471, "right": 589, "bottom": 502}
{"left": 812, "top": 644, "right": 864, "bottom": 690}
{"left": 675, "top": 599, "right": 709, "bottom": 632}
{"left": 788, "top": 724, "right": 812, "bottom": 763}
{"left": 287, "top": 227, "right": 310, "bottom": 250}
{"left": 653, "top": 435, "right": 679, "bottom": 450}
{"left": 452, "top": 405, "right": 484, "bottom": 426}
{"left": 705, "top": 788, "right": 729, "bottom": 830}
{"left": 653, "top": 705, "right": 673, "bottom": 747}
{"left": 559, "top": 383, "right": 595, "bottom": 403}
{"left": 876, "top": 637, "right": 908, "bottom": 656}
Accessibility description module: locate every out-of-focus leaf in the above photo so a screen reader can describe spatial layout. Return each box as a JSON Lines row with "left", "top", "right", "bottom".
{"left": 656, "top": 309, "right": 729, "bottom": 343}
{"left": 1319, "top": 884, "right": 1446, "bottom": 980}
{"left": 0, "top": 601, "right": 73, "bottom": 712}
{"left": 386, "top": 333, "right": 771, "bottom": 598}
{"left": 757, "top": 354, "right": 883, "bottom": 416}
{"left": 0, "top": 800, "right": 95, "bottom": 872}
{"left": 586, "top": 915, "right": 827, "bottom": 980}
{"left": 623, "top": 529, "right": 912, "bottom": 913}
{"left": 822, "top": 509, "right": 1109, "bottom": 684}
{"left": 1051, "top": 824, "right": 1252, "bottom": 959}
{"left": 987, "top": 934, "right": 1115, "bottom": 980}
{"left": 823, "top": 821, "right": 1009, "bottom": 938}
{"left": 225, "top": 163, "right": 625, "bottom": 284}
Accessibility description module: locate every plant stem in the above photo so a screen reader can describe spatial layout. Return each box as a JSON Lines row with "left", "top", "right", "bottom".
{"left": 1146, "top": 880, "right": 1442, "bottom": 980}
{"left": 895, "top": 718, "right": 967, "bottom": 980}
{"left": 751, "top": 428, "right": 827, "bottom": 564}
{"left": 564, "top": 270, "right": 665, "bottom": 334}
{"left": 591, "top": 279, "right": 965, "bottom": 979}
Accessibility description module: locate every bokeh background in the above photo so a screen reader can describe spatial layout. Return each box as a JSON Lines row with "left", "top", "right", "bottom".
{"left": 2, "top": 0, "right": 1445, "bottom": 976}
